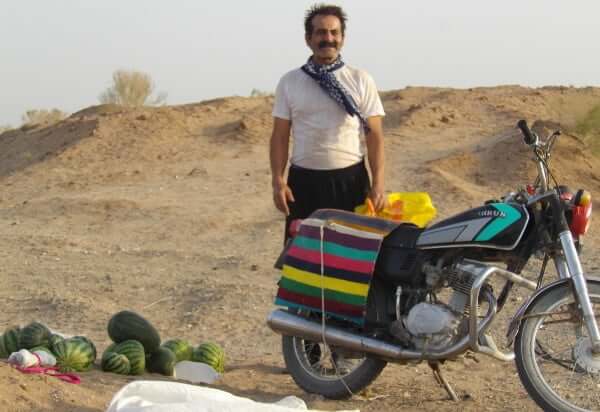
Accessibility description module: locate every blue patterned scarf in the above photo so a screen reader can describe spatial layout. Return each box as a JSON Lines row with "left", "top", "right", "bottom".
{"left": 301, "top": 56, "right": 371, "bottom": 134}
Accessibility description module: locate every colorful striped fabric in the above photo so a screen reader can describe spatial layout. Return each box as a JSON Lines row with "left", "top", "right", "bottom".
{"left": 275, "top": 209, "right": 400, "bottom": 325}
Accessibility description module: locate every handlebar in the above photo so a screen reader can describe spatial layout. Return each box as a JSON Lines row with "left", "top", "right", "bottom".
{"left": 517, "top": 120, "right": 536, "bottom": 145}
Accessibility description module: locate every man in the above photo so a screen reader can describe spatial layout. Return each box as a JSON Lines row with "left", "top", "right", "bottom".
{"left": 270, "top": 4, "right": 386, "bottom": 242}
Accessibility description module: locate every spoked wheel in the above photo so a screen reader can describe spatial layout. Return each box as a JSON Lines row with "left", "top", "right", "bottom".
{"left": 281, "top": 311, "right": 387, "bottom": 399}
{"left": 515, "top": 280, "right": 600, "bottom": 412}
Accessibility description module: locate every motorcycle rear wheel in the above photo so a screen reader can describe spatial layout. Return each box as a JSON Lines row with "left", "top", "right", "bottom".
{"left": 281, "top": 311, "right": 387, "bottom": 399}
{"left": 515, "top": 280, "right": 600, "bottom": 412}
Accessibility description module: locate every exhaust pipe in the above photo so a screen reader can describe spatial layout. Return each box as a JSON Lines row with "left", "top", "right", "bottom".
{"left": 267, "top": 285, "right": 497, "bottom": 362}
{"left": 268, "top": 309, "right": 409, "bottom": 359}
{"left": 268, "top": 309, "right": 473, "bottom": 361}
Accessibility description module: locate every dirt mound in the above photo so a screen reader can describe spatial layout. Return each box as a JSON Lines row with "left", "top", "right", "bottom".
{"left": 1, "top": 86, "right": 600, "bottom": 412}
{"left": 0, "top": 96, "right": 274, "bottom": 186}
{"left": 430, "top": 125, "right": 600, "bottom": 199}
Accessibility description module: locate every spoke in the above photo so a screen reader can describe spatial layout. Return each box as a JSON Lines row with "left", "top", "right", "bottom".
{"left": 565, "top": 357, "right": 580, "bottom": 390}
{"left": 536, "top": 348, "right": 574, "bottom": 366}
{"left": 522, "top": 291, "right": 600, "bottom": 411}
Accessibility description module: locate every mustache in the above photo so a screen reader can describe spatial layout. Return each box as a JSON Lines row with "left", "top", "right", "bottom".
{"left": 318, "top": 41, "right": 338, "bottom": 49}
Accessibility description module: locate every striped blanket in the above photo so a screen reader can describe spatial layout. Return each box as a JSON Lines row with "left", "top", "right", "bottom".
{"left": 275, "top": 209, "right": 400, "bottom": 325}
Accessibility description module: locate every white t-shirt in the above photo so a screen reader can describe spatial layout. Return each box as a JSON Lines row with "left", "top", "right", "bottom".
{"left": 272, "top": 65, "right": 385, "bottom": 170}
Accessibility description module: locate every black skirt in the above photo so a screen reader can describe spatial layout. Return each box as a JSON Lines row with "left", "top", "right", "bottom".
{"left": 284, "top": 160, "right": 370, "bottom": 242}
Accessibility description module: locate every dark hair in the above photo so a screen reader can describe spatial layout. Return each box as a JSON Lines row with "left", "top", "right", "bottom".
{"left": 304, "top": 4, "right": 347, "bottom": 37}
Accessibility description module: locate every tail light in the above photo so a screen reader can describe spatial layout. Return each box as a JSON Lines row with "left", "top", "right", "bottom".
{"left": 569, "top": 190, "right": 592, "bottom": 236}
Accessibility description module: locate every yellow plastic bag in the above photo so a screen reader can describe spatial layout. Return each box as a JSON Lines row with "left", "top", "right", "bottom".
{"left": 354, "top": 192, "right": 437, "bottom": 228}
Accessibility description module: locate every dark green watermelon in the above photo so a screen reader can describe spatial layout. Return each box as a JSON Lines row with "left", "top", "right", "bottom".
{"left": 107, "top": 310, "right": 161, "bottom": 353}
{"left": 147, "top": 347, "right": 176, "bottom": 376}
{"left": 20, "top": 322, "right": 51, "bottom": 349}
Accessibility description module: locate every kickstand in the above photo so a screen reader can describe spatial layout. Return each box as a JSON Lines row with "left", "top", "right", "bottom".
{"left": 428, "top": 361, "right": 459, "bottom": 402}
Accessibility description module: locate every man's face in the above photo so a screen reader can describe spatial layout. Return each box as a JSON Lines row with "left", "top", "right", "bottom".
{"left": 306, "top": 14, "right": 344, "bottom": 65}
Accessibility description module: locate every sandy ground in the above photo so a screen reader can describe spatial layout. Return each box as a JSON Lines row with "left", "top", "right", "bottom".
{"left": 0, "top": 85, "right": 599, "bottom": 411}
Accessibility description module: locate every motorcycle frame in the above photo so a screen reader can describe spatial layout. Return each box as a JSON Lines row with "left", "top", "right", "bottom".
{"left": 505, "top": 127, "right": 600, "bottom": 352}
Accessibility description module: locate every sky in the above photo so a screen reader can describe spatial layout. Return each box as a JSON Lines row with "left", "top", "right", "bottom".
{"left": 2, "top": 0, "right": 600, "bottom": 126}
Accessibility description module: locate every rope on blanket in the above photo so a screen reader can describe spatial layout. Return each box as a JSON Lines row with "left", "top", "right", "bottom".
{"left": 319, "top": 222, "right": 354, "bottom": 397}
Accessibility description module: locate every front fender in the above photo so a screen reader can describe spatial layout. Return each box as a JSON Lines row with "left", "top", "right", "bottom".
{"left": 506, "top": 276, "right": 600, "bottom": 347}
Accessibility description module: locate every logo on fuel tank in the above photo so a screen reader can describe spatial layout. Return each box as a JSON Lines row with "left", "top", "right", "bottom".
{"left": 478, "top": 210, "right": 506, "bottom": 218}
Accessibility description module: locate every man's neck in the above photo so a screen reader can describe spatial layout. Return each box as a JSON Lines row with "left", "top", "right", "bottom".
{"left": 311, "top": 55, "right": 338, "bottom": 65}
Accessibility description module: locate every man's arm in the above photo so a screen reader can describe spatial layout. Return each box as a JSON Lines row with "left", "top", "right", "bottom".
{"left": 270, "top": 117, "right": 294, "bottom": 215}
{"left": 365, "top": 115, "right": 385, "bottom": 211}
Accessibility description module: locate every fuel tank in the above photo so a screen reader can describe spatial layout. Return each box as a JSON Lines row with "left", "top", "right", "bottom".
{"left": 416, "top": 202, "right": 529, "bottom": 250}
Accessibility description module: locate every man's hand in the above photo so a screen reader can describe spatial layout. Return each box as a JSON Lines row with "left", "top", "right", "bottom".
{"left": 273, "top": 183, "right": 295, "bottom": 216}
{"left": 368, "top": 185, "right": 386, "bottom": 212}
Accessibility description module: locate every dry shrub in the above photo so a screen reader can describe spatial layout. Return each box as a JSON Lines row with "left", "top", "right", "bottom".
{"left": 250, "top": 88, "right": 271, "bottom": 97}
{"left": 21, "top": 109, "right": 67, "bottom": 127}
{"left": 99, "top": 70, "right": 167, "bottom": 107}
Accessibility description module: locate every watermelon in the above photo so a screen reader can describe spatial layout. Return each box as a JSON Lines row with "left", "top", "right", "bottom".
{"left": 101, "top": 351, "right": 131, "bottom": 375}
{"left": 104, "top": 342, "right": 117, "bottom": 354}
{"left": 1, "top": 326, "right": 21, "bottom": 357}
{"left": 29, "top": 345, "right": 53, "bottom": 355}
{"left": 161, "top": 339, "right": 193, "bottom": 362}
{"left": 20, "top": 322, "right": 51, "bottom": 349}
{"left": 112, "top": 340, "right": 145, "bottom": 375}
{"left": 0, "top": 338, "right": 7, "bottom": 359}
{"left": 70, "top": 335, "right": 97, "bottom": 361}
{"left": 49, "top": 333, "right": 64, "bottom": 346}
{"left": 48, "top": 334, "right": 65, "bottom": 354}
{"left": 53, "top": 338, "right": 96, "bottom": 372}
{"left": 107, "top": 310, "right": 161, "bottom": 353}
{"left": 192, "top": 342, "right": 225, "bottom": 373}
{"left": 147, "top": 347, "right": 176, "bottom": 376}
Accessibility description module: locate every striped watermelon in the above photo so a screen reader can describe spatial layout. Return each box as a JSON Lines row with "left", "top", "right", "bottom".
{"left": 147, "top": 347, "right": 176, "bottom": 376}
{"left": 112, "top": 340, "right": 145, "bottom": 375}
{"left": 192, "top": 342, "right": 225, "bottom": 373}
{"left": 48, "top": 334, "right": 65, "bottom": 353}
{"left": 0, "top": 339, "right": 7, "bottom": 359}
{"left": 70, "top": 335, "right": 97, "bottom": 361}
{"left": 0, "top": 326, "right": 22, "bottom": 358}
{"left": 101, "top": 351, "right": 131, "bottom": 375}
{"left": 53, "top": 338, "right": 96, "bottom": 372}
{"left": 20, "top": 322, "right": 51, "bottom": 349}
{"left": 104, "top": 342, "right": 116, "bottom": 354}
{"left": 161, "top": 339, "right": 193, "bottom": 362}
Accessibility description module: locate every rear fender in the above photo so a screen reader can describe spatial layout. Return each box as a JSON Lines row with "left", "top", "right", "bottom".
{"left": 506, "top": 276, "right": 600, "bottom": 347}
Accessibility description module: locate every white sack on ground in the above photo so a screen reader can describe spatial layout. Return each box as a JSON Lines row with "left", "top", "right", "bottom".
{"left": 106, "top": 380, "right": 359, "bottom": 412}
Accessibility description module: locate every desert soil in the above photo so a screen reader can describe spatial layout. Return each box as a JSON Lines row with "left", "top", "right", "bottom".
{"left": 1, "top": 85, "right": 600, "bottom": 411}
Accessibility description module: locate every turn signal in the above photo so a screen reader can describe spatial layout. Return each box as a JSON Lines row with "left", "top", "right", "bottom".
{"left": 578, "top": 190, "right": 592, "bottom": 207}
{"left": 570, "top": 190, "right": 592, "bottom": 236}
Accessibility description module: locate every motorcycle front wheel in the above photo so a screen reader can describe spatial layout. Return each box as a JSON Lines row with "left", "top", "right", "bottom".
{"left": 281, "top": 311, "right": 387, "bottom": 399}
{"left": 515, "top": 280, "right": 600, "bottom": 412}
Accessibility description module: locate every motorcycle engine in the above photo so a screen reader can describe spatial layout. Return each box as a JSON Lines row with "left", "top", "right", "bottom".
{"left": 403, "top": 303, "right": 460, "bottom": 350}
{"left": 399, "top": 268, "right": 474, "bottom": 351}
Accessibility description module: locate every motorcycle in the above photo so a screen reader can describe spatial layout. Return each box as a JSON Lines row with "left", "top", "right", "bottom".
{"left": 267, "top": 120, "right": 598, "bottom": 411}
